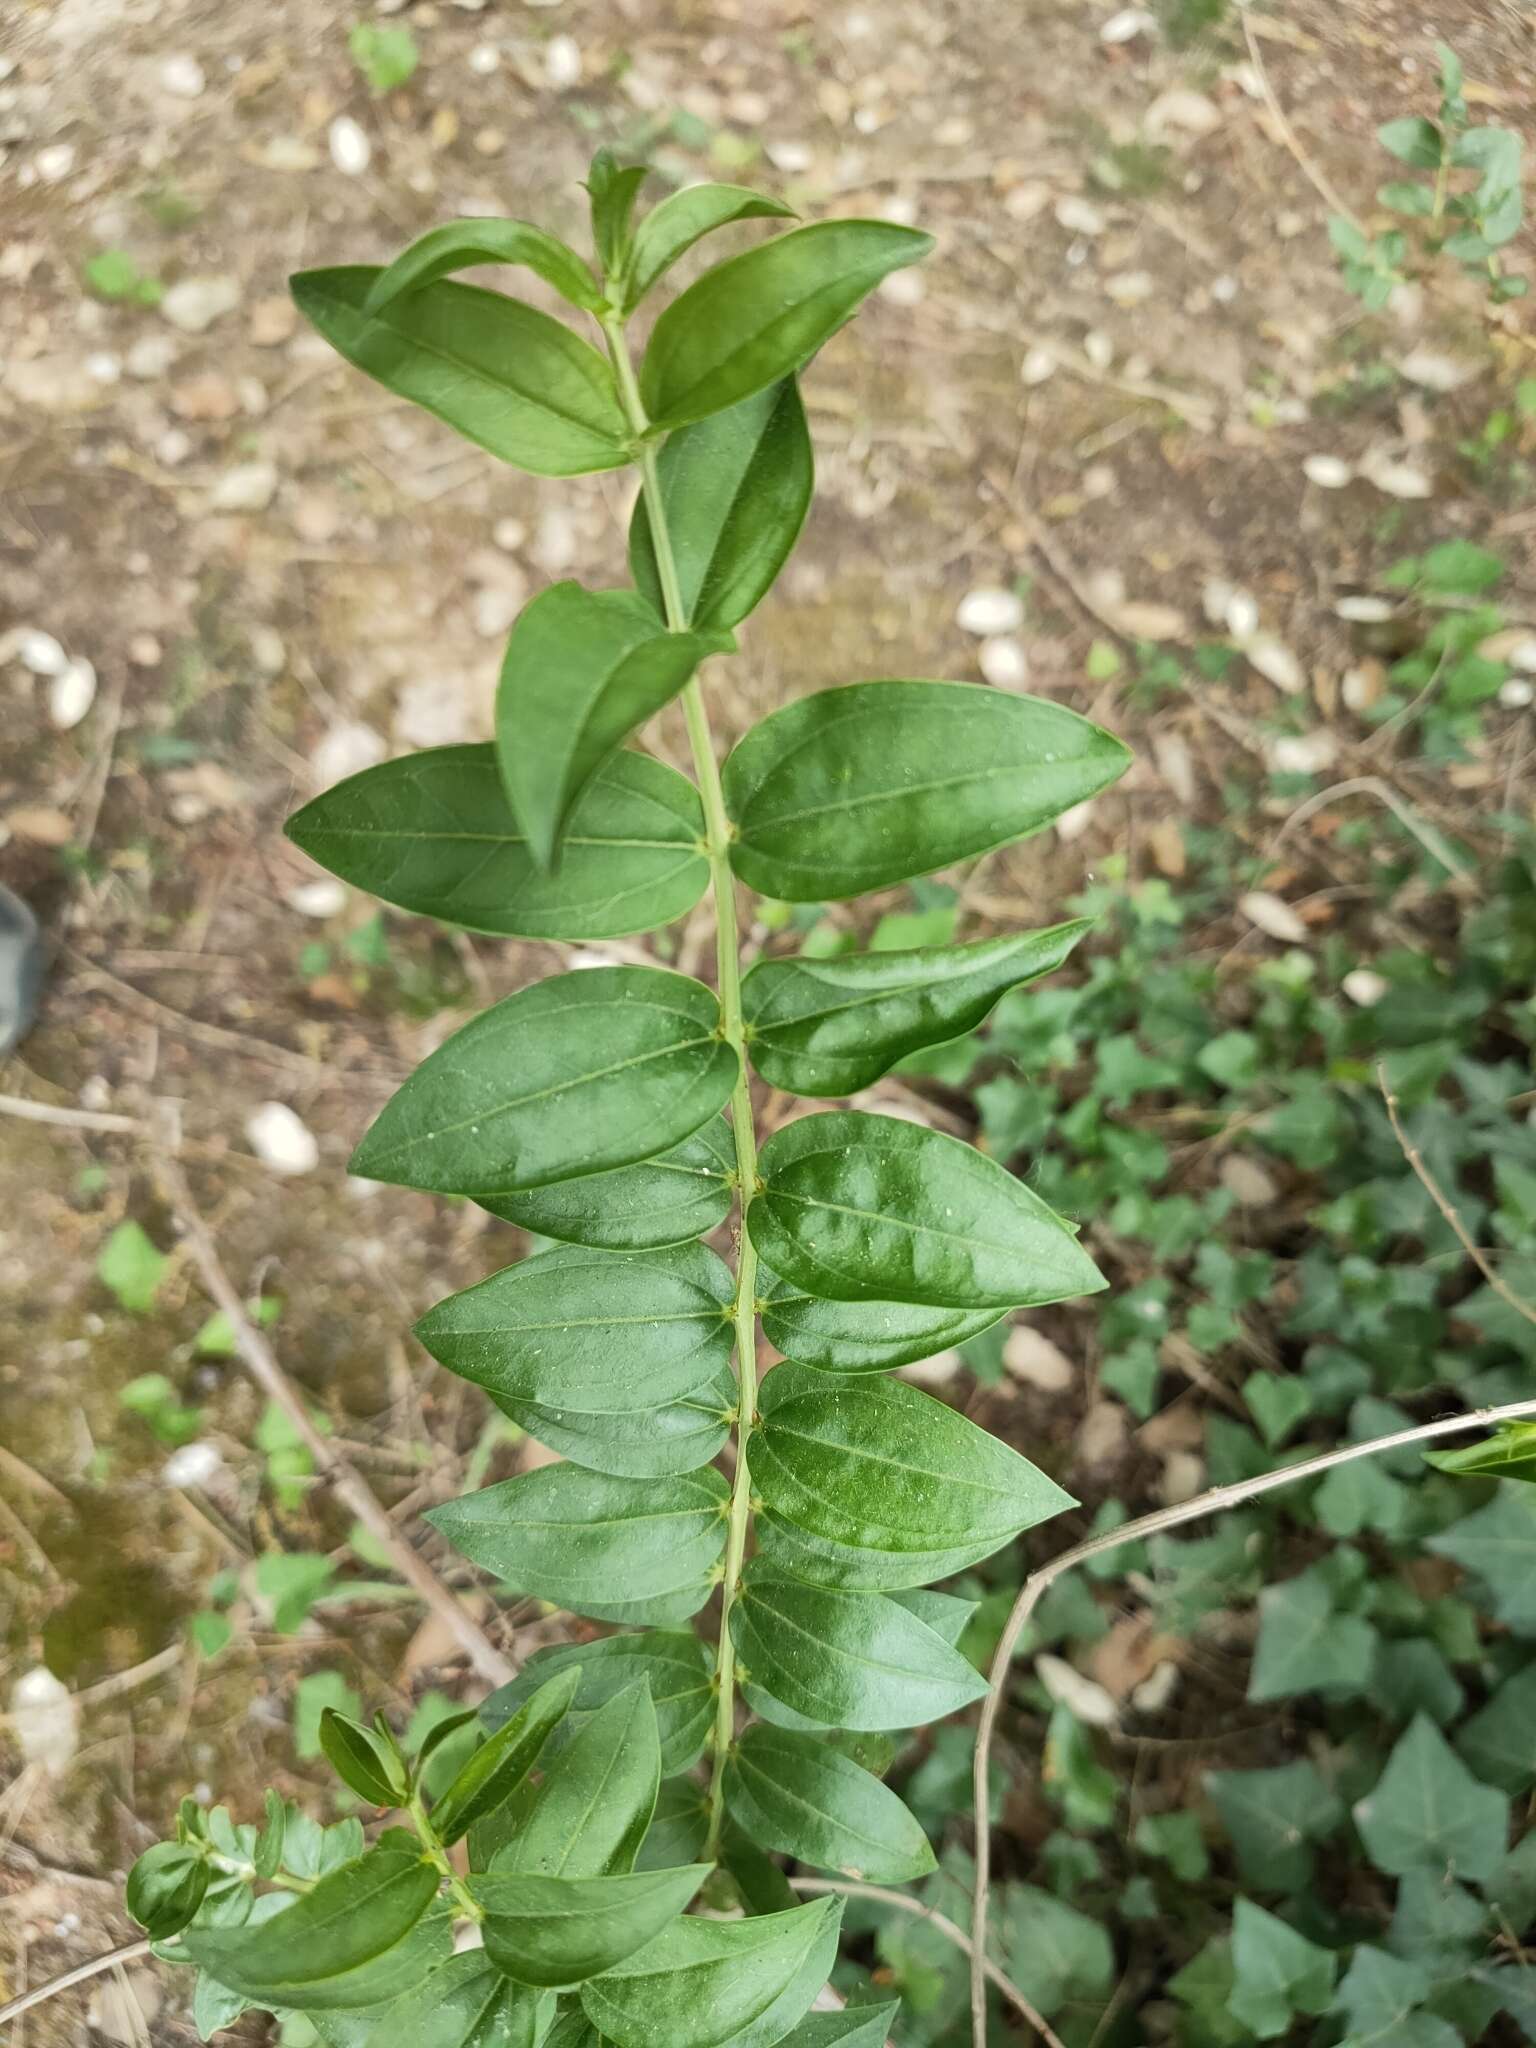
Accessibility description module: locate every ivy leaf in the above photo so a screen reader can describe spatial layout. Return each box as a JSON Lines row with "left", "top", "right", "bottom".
{"left": 480, "top": 1114, "right": 734, "bottom": 1254}
{"left": 1353, "top": 1714, "right": 1509, "bottom": 1882}
{"left": 360, "top": 217, "right": 602, "bottom": 317}
{"left": 730, "top": 1568, "right": 988, "bottom": 1730}
{"left": 470, "top": 1863, "right": 709, "bottom": 1988}
{"left": 631, "top": 381, "right": 813, "bottom": 633}
{"left": 1206, "top": 1760, "right": 1343, "bottom": 1894}
{"left": 750, "top": 1110, "right": 1105, "bottom": 1311}
{"left": 494, "top": 584, "right": 726, "bottom": 872}
{"left": 487, "top": 1680, "right": 659, "bottom": 1878}
{"left": 620, "top": 184, "right": 795, "bottom": 312}
{"left": 1000, "top": 1886, "right": 1115, "bottom": 2021}
{"left": 1228, "top": 1898, "right": 1338, "bottom": 2040}
{"left": 290, "top": 269, "right": 630, "bottom": 477}
{"left": 723, "top": 681, "right": 1130, "bottom": 901}
{"left": 1427, "top": 1483, "right": 1536, "bottom": 1631}
{"left": 1247, "top": 1572, "right": 1379, "bottom": 1703}
{"left": 1455, "top": 1658, "right": 1536, "bottom": 1792}
{"left": 286, "top": 746, "right": 710, "bottom": 943}
{"left": 181, "top": 1832, "right": 449, "bottom": 2011}
{"left": 484, "top": 1634, "right": 714, "bottom": 1778}
{"left": 578, "top": 1894, "right": 843, "bottom": 2048}
{"left": 1332, "top": 1946, "right": 1457, "bottom": 2048}
{"left": 428, "top": 1666, "right": 580, "bottom": 1846}
{"left": 359, "top": 1953, "right": 549, "bottom": 2048}
{"left": 427, "top": 1465, "right": 729, "bottom": 1627}
{"left": 639, "top": 221, "right": 931, "bottom": 427}
{"left": 741, "top": 923, "right": 1090, "bottom": 1097}
{"left": 724, "top": 1723, "right": 936, "bottom": 1882}
{"left": 758, "top": 1269, "right": 1000, "bottom": 1374}
{"left": 350, "top": 967, "right": 737, "bottom": 1197}
{"left": 746, "top": 1364, "right": 1074, "bottom": 1587}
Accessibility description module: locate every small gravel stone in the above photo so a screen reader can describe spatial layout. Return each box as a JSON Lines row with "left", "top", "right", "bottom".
{"left": 36, "top": 142, "right": 76, "bottom": 183}
{"left": 288, "top": 877, "right": 347, "bottom": 918}
{"left": 312, "top": 721, "right": 386, "bottom": 788}
{"left": 1303, "top": 454, "right": 1353, "bottom": 488}
{"left": 1004, "top": 1325, "right": 1074, "bottom": 1392}
{"left": 956, "top": 586, "right": 1024, "bottom": 637}
{"left": 978, "top": 636, "right": 1029, "bottom": 689}
{"left": 160, "top": 54, "right": 206, "bottom": 97}
{"left": 1246, "top": 635, "right": 1304, "bottom": 693}
{"left": 1500, "top": 678, "right": 1533, "bottom": 709}
{"left": 211, "top": 460, "right": 278, "bottom": 513}
{"left": 160, "top": 275, "right": 241, "bottom": 333}
{"left": 1037, "top": 1654, "right": 1119, "bottom": 1727}
{"left": 1343, "top": 969, "right": 1390, "bottom": 1007}
{"left": 545, "top": 34, "right": 582, "bottom": 88}
{"left": 48, "top": 659, "right": 96, "bottom": 730}
{"left": 162, "top": 1442, "right": 222, "bottom": 1488}
{"left": 1020, "top": 345, "right": 1057, "bottom": 386}
{"left": 128, "top": 633, "right": 162, "bottom": 667}
{"left": 246, "top": 1101, "right": 320, "bottom": 1175}
{"left": 1055, "top": 194, "right": 1106, "bottom": 237}
{"left": 329, "top": 115, "right": 372, "bottom": 175}
{"left": 16, "top": 629, "right": 68, "bottom": 675}
{"left": 126, "top": 333, "right": 178, "bottom": 379}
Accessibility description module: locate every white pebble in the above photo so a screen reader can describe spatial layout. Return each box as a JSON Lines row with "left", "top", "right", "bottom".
{"left": 1224, "top": 589, "right": 1259, "bottom": 640}
{"left": 1246, "top": 635, "right": 1304, "bottom": 694}
{"left": 48, "top": 658, "right": 97, "bottom": 730}
{"left": 978, "top": 636, "right": 1029, "bottom": 689}
{"left": 1054, "top": 195, "right": 1106, "bottom": 238}
{"left": 11, "top": 1668, "right": 78, "bottom": 1774}
{"left": 1004, "top": 1324, "right": 1074, "bottom": 1392}
{"left": 1303, "top": 454, "right": 1353, "bottom": 489}
{"left": 312, "top": 721, "right": 386, "bottom": 789}
{"left": 879, "top": 269, "right": 924, "bottom": 307}
{"left": 1100, "top": 7, "right": 1154, "bottom": 41}
{"left": 1334, "top": 594, "right": 1396, "bottom": 624}
{"left": 1501, "top": 678, "right": 1534, "bottom": 709}
{"left": 545, "top": 34, "right": 582, "bottom": 88}
{"left": 1131, "top": 1662, "right": 1181, "bottom": 1715}
{"left": 1055, "top": 799, "right": 1096, "bottom": 843}
{"left": 1037, "top": 1654, "right": 1119, "bottom": 1727}
{"left": 767, "top": 139, "right": 814, "bottom": 173}
{"left": 472, "top": 586, "right": 522, "bottom": 638}
{"left": 211, "top": 460, "right": 278, "bottom": 513}
{"left": 1210, "top": 274, "right": 1239, "bottom": 303}
{"left": 492, "top": 517, "right": 527, "bottom": 553}
{"left": 36, "top": 142, "right": 76, "bottom": 183}
{"left": 956, "top": 586, "right": 1025, "bottom": 637}
{"left": 162, "top": 1442, "right": 223, "bottom": 1488}
{"left": 1083, "top": 330, "right": 1114, "bottom": 371}
{"left": 469, "top": 43, "right": 500, "bottom": 74}
{"left": 1020, "top": 345, "right": 1057, "bottom": 387}
{"left": 17, "top": 629, "right": 68, "bottom": 676}
{"left": 160, "top": 276, "right": 241, "bottom": 333}
{"left": 1269, "top": 729, "right": 1336, "bottom": 775}
{"left": 329, "top": 116, "right": 372, "bottom": 176}
{"left": 155, "top": 428, "right": 194, "bottom": 467}
{"left": 1359, "top": 449, "right": 1432, "bottom": 500}
{"left": 1343, "top": 969, "right": 1390, "bottom": 1007}
{"left": 246, "top": 1101, "right": 320, "bottom": 1175}
{"left": 1239, "top": 891, "right": 1308, "bottom": 944}
{"left": 126, "top": 334, "right": 178, "bottom": 379}
{"left": 288, "top": 877, "right": 347, "bottom": 918}
{"left": 86, "top": 352, "right": 121, "bottom": 385}
{"left": 160, "top": 54, "right": 206, "bottom": 98}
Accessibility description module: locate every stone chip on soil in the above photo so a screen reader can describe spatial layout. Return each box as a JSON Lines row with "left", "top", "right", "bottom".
{"left": 161, "top": 275, "right": 241, "bottom": 333}
{"left": 246, "top": 1101, "right": 321, "bottom": 1175}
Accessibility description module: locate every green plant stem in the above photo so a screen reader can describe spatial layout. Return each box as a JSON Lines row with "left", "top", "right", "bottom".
{"left": 601, "top": 313, "right": 760, "bottom": 1864}
{"left": 410, "top": 1795, "right": 483, "bottom": 1923}
{"left": 207, "top": 1852, "right": 314, "bottom": 1894}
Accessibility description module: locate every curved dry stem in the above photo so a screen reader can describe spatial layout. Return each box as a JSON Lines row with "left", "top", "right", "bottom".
{"left": 0, "top": 1939, "right": 155, "bottom": 2028}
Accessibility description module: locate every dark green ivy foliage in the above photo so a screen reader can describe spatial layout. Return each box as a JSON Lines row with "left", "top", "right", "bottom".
{"left": 126, "top": 157, "right": 1131, "bottom": 2041}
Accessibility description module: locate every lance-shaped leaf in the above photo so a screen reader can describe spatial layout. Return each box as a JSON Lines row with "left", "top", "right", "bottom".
{"left": 775, "top": 2009, "right": 902, "bottom": 2048}
{"left": 362, "top": 1952, "right": 549, "bottom": 2048}
{"left": 427, "top": 1465, "right": 730, "bottom": 1626}
{"left": 750, "top": 1111, "right": 1106, "bottom": 1310}
{"left": 631, "top": 382, "right": 812, "bottom": 633}
{"left": 746, "top": 1364, "right": 1074, "bottom": 1588}
{"left": 351, "top": 967, "right": 737, "bottom": 1196}
{"left": 491, "top": 1362, "right": 735, "bottom": 1480}
{"left": 361, "top": 218, "right": 603, "bottom": 317}
{"left": 495, "top": 584, "right": 726, "bottom": 871}
{"left": 588, "top": 149, "right": 649, "bottom": 276}
{"left": 491, "top": 1680, "right": 659, "bottom": 1878}
{"left": 290, "top": 269, "right": 630, "bottom": 477}
{"left": 480, "top": 1114, "right": 734, "bottom": 1252}
{"left": 640, "top": 220, "right": 932, "bottom": 428}
{"left": 182, "top": 1831, "right": 448, "bottom": 2011}
{"left": 319, "top": 1708, "right": 408, "bottom": 1808}
{"left": 415, "top": 1242, "right": 736, "bottom": 1415}
{"left": 724, "top": 1723, "right": 935, "bottom": 1882}
{"left": 484, "top": 1635, "right": 715, "bottom": 1778}
{"left": 286, "top": 746, "right": 710, "bottom": 943}
{"left": 637, "top": 1777, "right": 711, "bottom": 1872}
{"left": 471, "top": 1864, "right": 709, "bottom": 1989}
{"left": 1426, "top": 1422, "right": 1536, "bottom": 1484}
{"left": 579, "top": 1895, "right": 843, "bottom": 2048}
{"left": 429, "top": 1666, "right": 580, "bottom": 1845}
{"left": 730, "top": 1569, "right": 988, "bottom": 1730}
{"left": 741, "top": 922, "right": 1091, "bottom": 1097}
{"left": 759, "top": 1268, "right": 1001, "bottom": 1373}
{"left": 723, "top": 681, "right": 1131, "bottom": 900}
{"left": 620, "top": 184, "right": 795, "bottom": 313}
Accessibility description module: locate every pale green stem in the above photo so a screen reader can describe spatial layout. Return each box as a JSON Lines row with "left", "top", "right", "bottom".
{"left": 410, "top": 1792, "right": 484, "bottom": 1922}
{"left": 601, "top": 313, "right": 760, "bottom": 1863}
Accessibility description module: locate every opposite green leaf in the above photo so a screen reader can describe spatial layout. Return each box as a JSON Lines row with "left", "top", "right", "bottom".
{"left": 286, "top": 746, "right": 710, "bottom": 943}
{"left": 491, "top": 1364, "right": 734, "bottom": 1480}
{"left": 362, "top": 1952, "right": 549, "bottom": 2048}
{"left": 483, "top": 1635, "right": 715, "bottom": 1777}
{"left": 724, "top": 1723, "right": 935, "bottom": 1881}
{"left": 290, "top": 269, "right": 630, "bottom": 477}
{"left": 350, "top": 967, "right": 737, "bottom": 1196}
{"left": 427, "top": 1465, "right": 730, "bottom": 1626}
{"left": 731, "top": 1568, "right": 988, "bottom": 1730}
{"left": 746, "top": 1363, "right": 1074, "bottom": 1587}
{"left": 722, "top": 680, "right": 1131, "bottom": 900}
{"left": 1353, "top": 1713, "right": 1509, "bottom": 1882}
{"left": 588, "top": 149, "right": 649, "bottom": 277}
{"left": 182, "top": 1832, "right": 448, "bottom": 2011}
{"left": 472, "top": 1864, "right": 709, "bottom": 1988}
{"left": 640, "top": 220, "right": 933, "bottom": 428}
{"left": 620, "top": 184, "right": 796, "bottom": 313}
{"left": 125, "top": 1842, "right": 208, "bottom": 1938}
{"left": 773, "top": 2009, "right": 901, "bottom": 2048}
{"left": 490, "top": 1680, "right": 659, "bottom": 1878}
{"left": 742, "top": 922, "right": 1090, "bottom": 1096}
{"left": 319, "top": 1709, "right": 408, "bottom": 1808}
{"left": 630, "top": 381, "right": 813, "bottom": 632}
{"left": 429, "top": 1666, "right": 580, "bottom": 1845}
{"left": 750, "top": 1110, "right": 1106, "bottom": 1310}
{"left": 495, "top": 583, "right": 725, "bottom": 871}
{"left": 480, "top": 1114, "right": 734, "bottom": 1252}
{"left": 579, "top": 1895, "right": 843, "bottom": 2048}
{"left": 758, "top": 1269, "right": 1001, "bottom": 1373}
{"left": 1425, "top": 1421, "right": 1536, "bottom": 1484}
{"left": 360, "top": 217, "right": 603, "bottom": 316}
{"left": 415, "top": 1242, "right": 736, "bottom": 1416}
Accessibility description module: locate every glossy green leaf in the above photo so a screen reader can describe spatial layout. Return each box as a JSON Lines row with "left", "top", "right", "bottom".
{"left": 253, "top": 1788, "right": 286, "bottom": 1879}
{"left": 741, "top": 922, "right": 1090, "bottom": 1096}
{"left": 351, "top": 967, "right": 737, "bottom": 1197}
{"left": 579, "top": 1895, "right": 843, "bottom": 2048}
{"left": 621, "top": 185, "right": 795, "bottom": 312}
{"left": 731, "top": 1568, "right": 988, "bottom": 1730}
{"left": 722, "top": 680, "right": 1131, "bottom": 900}
{"left": 758, "top": 1269, "right": 1000, "bottom": 1373}
{"left": 481, "top": 1115, "right": 734, "bottom": 1252}
{"left": 361, "top": 218, "right": 602, "bottom": 317}
{"left": 429, "top": 1667, "right": 580, "bottom": 1846}
{"left": 774, "top": 2007, "right": 901, "bottom": 2048}
{"left": 126, "top": 1842, "right": 208, "bottom": 1937}
{"left": 745, "top": 1364, "right": 1074, "bottom": 1587}
{"left": 589, "top": 150, "right": 649, "bottom": 277}
{"left": 427, "top": 1465, "right": 729, "bottom": 1625}
{"left": 182, "top": 1831, "right": 449, "bottom": 2011}
{"left": 415, "top": 1242, "right": 735, "bottom": 1416}
{"left": 286, "top": 746, "right": 709, "bottom": 943}
{"left": 495, "top": 584, "right": 724, "bottom": 871}
{"left": 630, "top": 382, "right": 812, "bottom": 633}
{"left": 724, "top": 1723, "right": 934, "bottom": 1881}
{"left": 639, "top": 221, "right": 932, "bottom": 428}
{"left": 490, "top": 1680, "right": 660, "bottom": 1878}
{"left": 290, "top": 268, "right": 630, "bottom": 477}
{"left": 1425, "top": 1421, "right": 1536, "bottom": 1484}
{"left": 1353, "top": 1714, "right": 1509, "bottom": 1881}
{"left": 637, "top": 1776, "right": 711, "bottom": 1872}
{"left": 491, "top": 1362, "right": 735, "bottom": 1479}
{"left": 319, "top": 1709, "right": 408, "bottom": 1808}
{"left": 483, "top": 1634, "right": 714, "bottom": 1777}
{"left": 362, "top": 1953, "right": 549, "bottom": 2048}
{"left": 471, "top": 1863, "right": 709, "bottom": 1988}
{"left": 750, "top": 1110, "right": 1106, "bottom": 1310}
